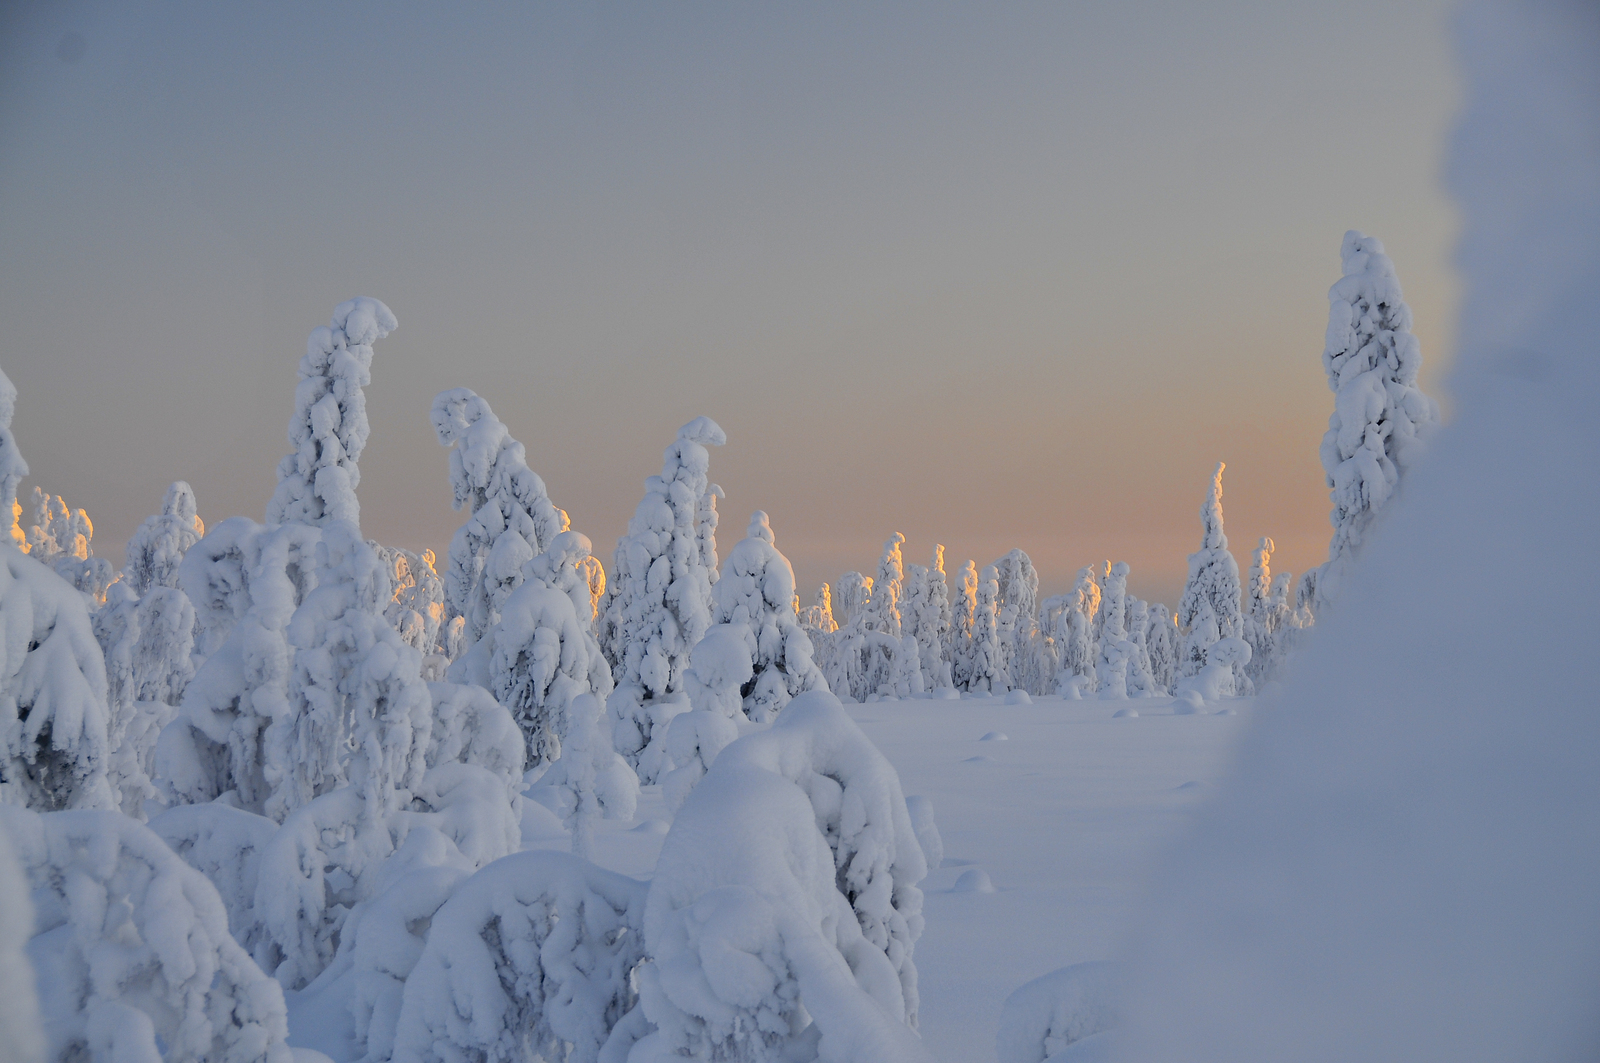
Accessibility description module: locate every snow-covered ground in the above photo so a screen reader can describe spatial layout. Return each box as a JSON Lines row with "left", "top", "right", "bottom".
{"left": 284, "top": 692, "right": 1248, "bottom": 1063}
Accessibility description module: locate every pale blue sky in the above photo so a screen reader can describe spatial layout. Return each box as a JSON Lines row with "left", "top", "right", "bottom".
{"left": 0, "top": 0, "right": 1460, "bottom": 606}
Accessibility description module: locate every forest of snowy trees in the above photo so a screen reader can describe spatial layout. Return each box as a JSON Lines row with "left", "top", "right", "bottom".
{"left": 0, "top": 227, "right": 1438, "bottom": 1063}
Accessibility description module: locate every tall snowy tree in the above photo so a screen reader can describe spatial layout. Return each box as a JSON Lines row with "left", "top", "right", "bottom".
{"left": 430, "top": 388, "right": 569, "bottom": 644}
{"left": 1177, "top": 462, "right": 1247, "bottom": 692}
{"left": 1051, "top": 565, "right": 1101, "bottom": 695}
{"left": 123, "top": 481, "right": 205, "bottom": 596}
{"left": 604, "top": 417, "right": 725, "bottom": 782}
{"left": 966, "top": 565, "right": 1007, "bottom": 693}
{"left": 1145, "top": 604, "right": 1177, "bottom": 695}
{"left": 867, "top": 532, "right": 906, "bottom": 638}
{"left": 1095, "top": 562, "right": 1134, "bottom": 699}
{"left": 903, "top": 551, "right": 951, "bottom": 691}
{"left": 25, "top": 488, "right": 115, "bottom": 608}
{"left": 799, "top": 583, "right": 837, "bottom": 636}
{"left": 834, "top": 571, "right": 873, "bottom": 629}
{"left": 711, "top": 511, "right": 825, "bottom": 722}
{"left": 265, "top": 297, "right": 396, "bottom": 528}
{"left": 993, "top": 549, "right": 1051, "bottom": 694}
{"left": 1314, "top": 231, "right": 1439, "bottom": 611}
{"left": 949, "top": 560, "right": 978, "bottom": 690}
{"left": 1243, "top": 537, "right": 1292, "bottom": 688}
{"left": 0, "top": 368, "right": 26, "bottom": 551}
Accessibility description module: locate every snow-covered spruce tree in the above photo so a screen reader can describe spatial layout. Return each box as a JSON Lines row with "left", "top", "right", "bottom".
{"left": 1126, "top": 597, "right": 1158, "bottom": 696}
{"left": 1243, "top": 537, "right": 1292, "bottom": 689}
{"left": 659, "top": 622, "right": 752, "bottom": 813}
{"left": 0, "top": 368, "right": 26, "bottom": 551}
{"left": 949, "top": 560, "right": 979, "bottom": 690}
{"left": 967, "top": 565, "right": 1007, "bottom": 693}
{"left": 604, "top": 417, "right": 725, "bottom": 782}
{"left": 123, "top": 480, "right": 205, "bottom": 596}
{"left": 265, "top": 296, "right": 396, "bottom": 528}
{"left": 1052, "top": 566, "right": 1100, "bottom": 696}
{"left": 1095, "top": 562, "right": 1136, "bottom": 700}
{"left": 834, "top": 571, "right": 873, "bottom": 629}
{"left": 0, "top": 558, "right": 115, "bottom": 811}
{"left": 1314, "top": 231, "right": 1439, "bottom": 612}
{"left": 625, "top": 690, "right": 931, "bottom": 1062}
{"left": 923, "top": 545, "right": 953, "bottom": 689}
{"left": 1, "top": 805, "right": 294, "bottom": 1063}
{"left": 1177, "top": 462, "right": 1248, "bottom": 693}
{"left": 94, "top": 581, "right": 196, "bottom": 817}
{"left": 1146, "top": 604, "right": 1177, "bottom": 694}
{"left": 869, "top": 532, "right": 907, "bottom": 638}
{"left": 25, "top": 488, "right": 115, "bottom": 609}
{"left": 430, "top": 388, "right": 569, "bottom": 644}
{"left": 533, "top": 692, "right": 639, "bottom": 858}
{"left": 373, "top": 544, "right": 446, "bottom": 658}
{"left": 455, "top": 530, "right": 614, "bottom": 768}
{"left": 390, "top": 850, "right": 648, "bottom": 1063}
{"left": 800, "top": 583, "right": 837, "bottom": 636}
{"left": 993, "top": 549, "right": 1048, "bottom": 694}
{"left": 711, "top": 510, "right": 825, "bottom": 722}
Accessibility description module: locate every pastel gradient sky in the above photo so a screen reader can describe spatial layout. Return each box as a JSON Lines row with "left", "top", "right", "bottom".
{"left": 0, "top": 0, "right": 1460, "bottom": 608}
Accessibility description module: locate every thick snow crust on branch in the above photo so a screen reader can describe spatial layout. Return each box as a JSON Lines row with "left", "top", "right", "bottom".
{"left": 390, "top": 849, "right": 648, "bottom": 1063}
{"left": 124, "top": 482, "right": 205, "bottom": 597}
{"left": 631, "top": 690, "right": 930, "bottom": 1062}
{"left": 604, "top": 417, "right": 724, "bottom": 782}
{"left": 712, "top": 511, "right": 824, "bottom": 722}
{"left": 1177, "top": 463, "right": 1247, "bottom": 693}
{"left": 430, "top": 388, "right": 569, "bottom": 644}
{"left": 0, "top": 546, "right": 114, "bottom": 812}
{"left": 2, "top": 805, "right": 293, "bottom": 1063}
{"left": 266, "top": 298, "right": 396, "bottom": 529}
{"left": 1122, "top": 11, "right": 1600, "bottom": 1059}
{"left": 1315, "top": 232, "right": 1438, "bottom": 611}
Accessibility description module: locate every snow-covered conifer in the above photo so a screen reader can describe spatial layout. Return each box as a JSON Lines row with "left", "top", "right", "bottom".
{"left": 967, "top": 565, "right": 1007, "bottom": 693}
{"left": 800, "top": 583, "right": 837, "bottom": 635}
{"left": 1315, "top": 231, "right": 1439, "bottom": 609}
{"left": 1052, "top": 566, "right": 1100, "bottom": 696}
{"left": 390, "top": 850, "right": 648, "bottom": 1063}
{"left": 94, "top": 582, "right": 195, "bottom": 817}
{"left": 868, "top": 532, "right": 906, "bottom": 638}
{"left": 711, "top": 510, "right": 825, "bottom": 721}
{"left": 950, "top": 560, "right": 979, "bottom": 690}
{"left": 0, "top": 545, "right": 115, "bottom": 811}
{"left": 834, "top": 571, "right": 873, "bottom": 629}
{"left": 430, "top": 388, "right": 569, "bottom": 644}
{"left": 993, "top": 549, "right": 1048, "bottom": 693}
{"left": 0, "top": 368, "right": 27, "bottom": 551}
{"left": 1095, "top": 562, "right": 1138, "bottom": 700}
{"left": 903, "top": 562, "right": 950, "bottom": 691}
{"left": 892, "top": 634, "right": 926, "bottom": 697}
{"left": 265, "top": 297, "right": 396, "bottom": 528}
{"left": 1243, "top": 537, "right": 1292, "bottom": 688}
{"left": 1126, "top": 598, "right": 1158, "bottom": 696}
{"left": 659, "top": 623, "right": 751, "bottom": 813}
{"left": 1146, "top": 604, "right": 1177, "bottom": 694}
{"left": 374, "top": 545, "right": 446, "bottom": 657}
{"left": 534, "top": 692, "right": 639, "bottom": 858}
{"left": 1, "top": 805, "right": 294, "bottom": 1063}
{"left": 631, "top": 691, "right": 930, "bottom": 1060}
{"left": 123, "top": 481, "right": 205, "bottom": 596}
{"left": 459, "top": 530, "right": 614, "bottom": 767}
{"left": 25, "top": 489, "right": 114, "bottom": 608}
{"left": 1177, "top": 463, "right": 1247, "bottom": 694}
{"left": 604, "top": 417, "right": 725, "bottom": 782}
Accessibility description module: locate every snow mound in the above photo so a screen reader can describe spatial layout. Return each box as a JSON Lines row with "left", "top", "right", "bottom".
{"left": 1112, "top": 709, "right": 1138, "bottom": 719}
{"left": 980, "top": 731, "right": 1010, "bottom": 742}
{"left": 1004, "top": 690, "right": 1032, "bottom": 705}
{"left": 997, "top": 960, "right": 1123, "bottom": 1063}
{"left": 953, "top": 869, "right": 996, "bottom": 894}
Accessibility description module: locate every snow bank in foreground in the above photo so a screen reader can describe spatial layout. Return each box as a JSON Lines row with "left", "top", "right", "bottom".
{"left": 1118, "top": 4, "right": 1600, "bottom": 1060}
{"left": 997, "top": 961, "right": 1123, "bottom": 1063}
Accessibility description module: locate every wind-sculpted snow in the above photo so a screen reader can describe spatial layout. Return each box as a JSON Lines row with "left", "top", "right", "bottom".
{"left": 632, "top": 690, "right": 930, "bottom": 1062}
{"left": 266, "top": 297, "right": 396, "bottom": 529}
{"left": 712, "top": 511, "right": 825, "bottom": 722}
{"left": 431, "top": 388, "right": 570, "bottom": 645}
{"left": 605, "top": 417, "right": 724, "bottom": 783}
{"left": 389, "top": 850, "right": 648, "bottom": 1063}
{"left": 0, "top": 545, "right": 114, "bottom": 812}
{"left": 2, "top": 805, "right": 293, "bottom": 1063}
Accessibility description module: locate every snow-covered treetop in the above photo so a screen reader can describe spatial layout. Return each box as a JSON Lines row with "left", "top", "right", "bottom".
{"left": 1317, "top": 232, "right": 1439, "bottom": 607}
{"left": 265, "top": 297, "right": 397, "bottom": 529}
{"left": 1198, "top": 462, "right": 1228, "bottom": 553}
{"left": 0, "top": 366, "right": 27, "bottom": 549}
{"left": 123, "top": 481, "right": 205, "bottom": 596}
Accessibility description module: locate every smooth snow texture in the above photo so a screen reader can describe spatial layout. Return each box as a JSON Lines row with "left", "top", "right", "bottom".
{"left": 3, "top": 805, "right": 293, "bottom": 1063}
{"left": 0, "top": 820, "right": 44, "bottom": 1063}
{"left": 997, "top": 961, "right": 1123, "bottom": 1063}
{"left": 266, "top": 298, "right": 396, "bottom": 529}
{"left": 1120, "top": 5, "right": 1600, "bottom": 1060}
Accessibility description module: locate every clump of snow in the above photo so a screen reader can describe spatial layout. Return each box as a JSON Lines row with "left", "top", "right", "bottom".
{"left": 604, "top": 417, "right": 725, "bottom": 783}
{"left": 1121, "top": 7, "right": 1600, "bottom": 1060}
{"left": 2, "top": 805, "right": 294, "bottom": 1063}
{"left": 389, "top": 849, "right": 648, "bottom": 1063}
{"left": 996, "top": 961, "right": 1123, "bottom": 1063}
{"left": 430, "top": 388, "right": 570, "bottom": 644}
{"left": 266, "top": 298, "right": 396, "bottom": 529}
